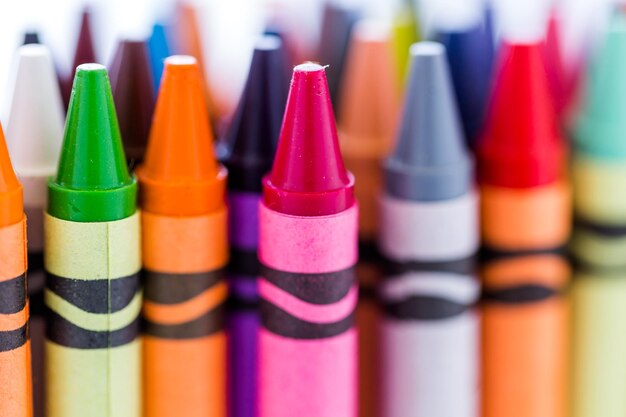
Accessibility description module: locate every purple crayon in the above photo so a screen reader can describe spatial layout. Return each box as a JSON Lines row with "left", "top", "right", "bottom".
{"left": 221, "top": 35, "right": 289, "bottom": 417}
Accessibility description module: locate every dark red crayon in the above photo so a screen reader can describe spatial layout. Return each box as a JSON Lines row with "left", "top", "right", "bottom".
{"left": 62, "top": 9, "right": 97, "bottom": 107}
{"left": 109, "top": 39, "right": 155, "bottom": 168}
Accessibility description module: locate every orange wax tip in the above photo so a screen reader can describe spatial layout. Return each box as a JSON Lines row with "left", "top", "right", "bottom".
{"left": 137, "top": 55, "right": 226, "bottom": 217}
{"left": 0, "top": 124, "right": 23, "bottom": 227}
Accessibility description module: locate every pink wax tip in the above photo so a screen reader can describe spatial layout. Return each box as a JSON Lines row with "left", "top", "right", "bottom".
{"left": 263, "top": 62, "right": 355, "bottom": 216}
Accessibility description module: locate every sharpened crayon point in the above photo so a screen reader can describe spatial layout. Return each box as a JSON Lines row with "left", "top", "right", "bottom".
{"left": 0, "top": 125, "right": 23, "bottom": 227}
{"left": 223, "top": 35, "right": 289, "bottom": 192}
{"left": 73, "top": 10, "right": 96, "bottom": 69}
{"left": 574, "top": 13, "right": 626, "bottom": 158}
{"left": 23, "top": 31, "right": 40, "bottom": 45}
{"left": 137, "top": 55, "right": 226, "bottom": 216}
{"left": 7, "top": 44, "right": 65, "bottom": 177}
{"left": 478, "top": 42, "right": 564, "bottom": 188}
{"left": 49, "top": 63, "right": 136, "bottom": 222}
{"left": 385, "top": 41, "right": 471, "bottom": 201}
{"left": 148, "top": 23, "right": 170, "bottom": 91}
{"left": 109, "top": 39, "right": 155, "bottom": 166}
{"left": 263, "top": 62, "right": 354, "bottom": 216}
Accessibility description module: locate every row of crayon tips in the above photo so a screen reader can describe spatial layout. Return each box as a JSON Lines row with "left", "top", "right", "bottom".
{"left": 1, "top": 1, "right": 626, "bottom": 417}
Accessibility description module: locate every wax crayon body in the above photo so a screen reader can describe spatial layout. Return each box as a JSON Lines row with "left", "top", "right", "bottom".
{"left": 0, "top": 217, "right": 32, "bottom": 417}
{"left": 478, "top": 42, "right": 570, "bottom": 417}
{"left": 138, "top": 55, "right": 228, "bottom": 417}
{"left": 44, "top": 64, "right": 141, "bottom": 417}
{"left": 258, "top": 63, "right": 358, "bottom": 417}
{"left": 141, "top": 209, "right": 228, "bottom": 417}
{"left": 258, "top": 202, "right": 358, "bottom": 417}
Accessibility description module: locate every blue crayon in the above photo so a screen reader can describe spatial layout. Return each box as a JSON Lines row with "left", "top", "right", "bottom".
{"left": 148, "top": 23, "right": 171, "bottom": 91}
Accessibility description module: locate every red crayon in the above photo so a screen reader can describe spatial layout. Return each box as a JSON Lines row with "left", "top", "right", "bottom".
{"left": 259, "top": 63, "right": 358, "bottom": 417}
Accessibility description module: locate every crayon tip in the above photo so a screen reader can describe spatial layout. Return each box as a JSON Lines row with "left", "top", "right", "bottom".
{"left": 318, "top": 2, "right": 360, "bottom": 108}
{"left": 0, "top": 124, "right": 23, "bottom": 227}
{"left": 439, "top": 16, "right": 494, "bottom": 145}
{"left": 109, "top": 39, "right": 155, "bottom": 166}
{"left": 22, "top": 31, "right": 40, "bottom": 45}
{"left": 385, "top": 41, "right": 472, "bottom": 201}
{"left": 263, "top": 62, "right": 354, "bottom": 216}
{"left": 339, "top": 20, "right": 399, "bottom": 153}
{"left": 223, "top": 35, "right": 289, "bottom": 193}
{"left": 49, "top": 63, "right": 136, "bottom": 222}
{"left": 391, "top": 0, "right": 420, "bottom": 87}
{"left": 574, "top": 14, "right": 626, "bottom": 158}
{"left": 73, "top": 9, "right": 96, "bottom": 70}
{"left": 477, "top": 42, "right": 564, "bottom": 188}
{"left": 137, "top": 55, "right": 226, "bottom": 216}
{"left": 6, "top": 44, "right": 65, "bottom": 177}
{"left": 148, "top": 23, "right": 170, "bottom": 91}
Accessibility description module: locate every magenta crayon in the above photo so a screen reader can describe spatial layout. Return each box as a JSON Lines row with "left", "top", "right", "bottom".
{"left": 258, "top": 63, "right": 358, "bottom": 417}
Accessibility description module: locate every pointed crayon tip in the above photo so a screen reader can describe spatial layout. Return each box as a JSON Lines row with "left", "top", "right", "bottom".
{"left": 223, "top": 35, "right": 289, "bottom": 193}
{"left": 542, "top": 10, "right": 569, "bottom": 117}
{"left": 339, "top": 20, "right": 399, "bottom": 154}
{"left": 0, "top": 125, "right": 23, "bottom": 227}
{"left": 263, "top": 62, "right": 354, "bottom": 216}
{"left": 6, "top": 44, "right": 65, "bottom": 177}
{"left": 391, "top": 1, "right": 420, "bottom": 88}
{"left": 385, "top": 41, "right": 472, "bottom": 201}
{"left": 439, "top": 16, "right": 494, "bottom": 145}
{"left": 477, "top": 42, "right": 564, "bottom": 188}
{"left": 148, "top": 23, "right": 171, "bottom": 91}
{"left": 137, "top": 55, "right": 226, "bottom": 216}
{"left": 73, "top": 9, "right": 96, "bottom": 69}
{"left": 574, "top": 13, "right": 626, "bottom": 158}
{"left": 318, "top": 2, "right": 360, "bottom": 108}
{"left": 22, "top": 31, "right": 40, "bottom": 45}
{"left": 49, "top": 63, "right": 136, "bottom": 222}
{"left": 109, "top": 39, "right": 155, "bottom": 166}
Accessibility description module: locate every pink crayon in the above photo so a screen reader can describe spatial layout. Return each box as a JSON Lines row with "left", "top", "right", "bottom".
{"left": 258, "top": 62, "right": 358, "bottom": 417}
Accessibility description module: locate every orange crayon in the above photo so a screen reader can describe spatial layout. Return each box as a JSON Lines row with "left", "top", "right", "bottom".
{"left": 137, "top": 55, "right": 228, "bottom": 417}
{"left": 0, "top": 123, "right": 32, "bottom": 417}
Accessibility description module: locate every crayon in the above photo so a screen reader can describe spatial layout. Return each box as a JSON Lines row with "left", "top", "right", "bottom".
{"left": 148, "top": 23, "right": 171, "bottom": 91}
{"left": 259, "top": 63, "right": 358, "bottom": 417}
{"left": 438, "top": 15, "right": 494, "bottom": 147}
{"left": 137, "top": 55, "right": 228, "bottom": 417}
{"left": 391, "top": 0, "right": 420, "bottom": 89}
{"left": 23, "top": 31, "right": 40, "bottom": 45}
{"left": 0, "top": 122, "right": 32, "bottom": 417}
{"left": 571, "top": 14, "right": 626, "bottom": 269}
{"left": 317, "top": 2, "right": 360, "bottom": 109}
{"left": 6, "top": 43, "right": 65, "bottom": 417}
{"left": 109, "top": 39, "right": 155, "bottom": 167}
{"left": 570, "top": 14, "right": 626, "bottom": 416}
{"left": 62, "top": 9, "right": 96, "bottom": 107}
{"left": 337, "top": 20, "right": 398, "bottom": 417}
{"left": 221, "top": 36, "right": 288, "bottom": 417}
{"left": 44, "top": 64, "right": 141, "bottom": 417}
{"left": 172, "top": 1, "right": 219, "bottom": 125}
{"left": 379, "top": 41, "right": 479, "bottom": 417}
{"left": 477, "top": 43, "right": 570, "bottom": 417}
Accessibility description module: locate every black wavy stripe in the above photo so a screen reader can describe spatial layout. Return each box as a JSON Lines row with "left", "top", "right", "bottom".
{"left": 383, "top": 296, "right": 471, "bottom": 320}
{"left": 483, "top": 285, "right": 558, "bottom": 303}
{"left": 0, "top": 274, "right": 26, "bottom": 314}
{"left": 383, "top": 255, "right": 476, "bottom": 276}
{"left": 0, "top": 323, "right": 28, "bottom": 352}
{"left": 261, "top": 266, "right": 355, "bottom": 305}
{"left": 229, "top": 248, "right": 259, "bottom": 277}
{"left": 142, "top": 304, "right": 225, "bottom": 339}
{"left": 46, "top": 309, "right": 139, "bottom": 348}
{"left": 260, "top": 300, "right": 354, "bottom": 339}
{"left": 46, "top": 273, "right": 139, "bottom": 313}
{"left": 575, "top": 215, "right": 626, "bottom": 238}
{"left": 143, "top": 269, "right": 223, "bottom": 304}
{"left": 480, "top": 245, "right": 566, "bottom": 262}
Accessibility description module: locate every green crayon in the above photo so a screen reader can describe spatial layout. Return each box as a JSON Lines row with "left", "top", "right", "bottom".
{"left": 44, "top": 63, "right": 141, "bottom": 417}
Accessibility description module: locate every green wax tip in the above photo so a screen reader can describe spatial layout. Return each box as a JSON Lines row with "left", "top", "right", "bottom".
{"left": 574, "top": 13, "right": 626, "bottom": 160}
{"left": 48, "top": 63, "right": 136, "bottom": 222}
